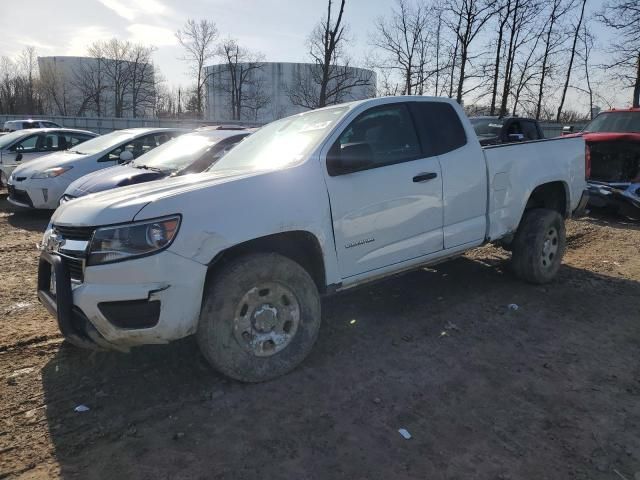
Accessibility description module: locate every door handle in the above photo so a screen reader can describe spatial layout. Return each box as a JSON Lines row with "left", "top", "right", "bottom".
{"left": 413, "top": 172, "right": 437, "bottom": 183}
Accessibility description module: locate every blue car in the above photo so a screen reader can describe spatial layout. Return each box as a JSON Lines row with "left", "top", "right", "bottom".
{"left": 60, "top": 128, "right": 252, "bottom": 204}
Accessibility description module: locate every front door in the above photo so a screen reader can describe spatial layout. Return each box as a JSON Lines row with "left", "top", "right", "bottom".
{"left": 323, "top": 102, "right": 444, "bottom": 279}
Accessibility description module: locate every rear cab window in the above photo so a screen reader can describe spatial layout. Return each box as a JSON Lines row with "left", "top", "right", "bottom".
{"left": 408, "top": 102, "right": 467, "bottom": 155}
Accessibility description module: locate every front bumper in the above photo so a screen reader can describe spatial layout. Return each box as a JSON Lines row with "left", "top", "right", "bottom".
{"left": 37, "top": 249, "right": 208, "bottom": 349}
{"left": 587, "top": 181, "right": 640, "bottom": 215}
{"left": 8, "top": 177, "right": 70, "bottom": 209}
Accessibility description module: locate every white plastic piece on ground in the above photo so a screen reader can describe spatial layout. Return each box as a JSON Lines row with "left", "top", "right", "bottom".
{"left": 74, "top": 405, "right": 90, "bottom": 413}
{"left": 398, "top": 428, "right": 412, "bottom": 440}
{"left": 508, "top": 304, "right": 519, "bottom": 311}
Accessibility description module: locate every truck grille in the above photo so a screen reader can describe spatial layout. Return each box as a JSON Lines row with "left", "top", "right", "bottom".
{"left": 53, "top": 225, "right": 95, "bottom": 241}
{"left": 64, "top": 256, "right": 85, "bottom": 282}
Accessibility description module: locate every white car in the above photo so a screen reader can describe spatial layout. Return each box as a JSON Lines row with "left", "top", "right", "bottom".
{"left": 0, "top": 128, "right": 97, "bottom": 187}
{"left": 3, "top": 119, "right": 63, "bottom": 132}
{"left": 40, "top": 96, "right": 588, "bottom": 382}
{"left": 7, "top": 128, "right": 185, "bottom": 209}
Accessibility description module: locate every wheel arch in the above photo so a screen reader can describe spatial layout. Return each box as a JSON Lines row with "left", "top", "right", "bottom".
{"left": 523, "top": 181, "right": 570, "bottom": 218}
{"left": 207, "top": 230, "right": 328, "bottom": 293}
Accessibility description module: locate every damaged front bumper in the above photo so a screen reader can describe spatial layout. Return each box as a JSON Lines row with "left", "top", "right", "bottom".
{"left": 587, "top": 181, "right": 640, "bottom": 217}
{"left": 37, "top": 249, "right": 209, "bottom": 350}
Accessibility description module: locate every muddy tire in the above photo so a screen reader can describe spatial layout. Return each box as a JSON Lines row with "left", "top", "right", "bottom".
{"left": 197, "top": 253, "right": 321, "bottom": 383}
{"left": 511, "top": 209, "right": 566, "bottom": 284}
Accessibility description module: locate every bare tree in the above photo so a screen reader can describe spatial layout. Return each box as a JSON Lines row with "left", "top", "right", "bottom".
{"left": 215, "top": 38, "right": 266, "bottom": 120}
{"left": 578, "top": 21, "right": 595, "bottom": 118}
{"left": 371, "top": 0, "right": 432, "bottom": 95}
{"left": 597, "top": 0, "right": 640, "bottom": 107}
{"left": 128, "top": 44, "right": 157, "bottom": 117}
{"left": 243, "top": 75, "right": 271, "bottom": 121}
{"left": 498, "top": 0, "right": 541, "bottom": 116}
{"left": 18, "top": 46, "right": 38, "bottom": 113}
{"left": 39, "top": 60, "right": 71, "bottom": 116}
{"left": 446, "top": 0, "right": 497, "bottom": 104}
{"left": 288, "top": 0, "right": 373, "bottom": 109}
{"left": 176, "top": 19, "right": 218, "bottom": 117}
{"left": 556, "top": 0, "right": 587, "bottom": 121}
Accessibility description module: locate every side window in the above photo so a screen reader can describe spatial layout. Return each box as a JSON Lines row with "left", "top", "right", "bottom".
{"left": 12, "top": 135, "right": 40, "bottom": 153}
{"left": 64, "top": 134, "right": 93, "bottom": 148}
{"left": 507, "top": 121, "right": 523, "bottom": 136}
{"left": 408, "top": 102, "right": 467, "bottom": 156}
{"left": 333, "top": 103, "right": 421, "bottom": 169}
{"left": 101, "top": 134, "right": 161, "bottom": 162}
{"left": 39, "top": 133, "right": 60, "bottom": 151}
{"left": 521, "top": 121, "right": 540, "bottom": 140}
{"left": 22, "top": 122, "right": 37, "bottom": 130}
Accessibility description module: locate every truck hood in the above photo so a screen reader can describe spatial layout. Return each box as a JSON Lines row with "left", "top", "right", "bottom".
{"left": 11, "top": 151, "right": 90, "bottom": 178}
{"left": 52, "top": 169, "right": 249, "bottom": 226}
{"left": 582, "top": 132, "right": 640, "bottom": 144}
{"left": 65, "top": 164, "right": 165, "bottom": 198}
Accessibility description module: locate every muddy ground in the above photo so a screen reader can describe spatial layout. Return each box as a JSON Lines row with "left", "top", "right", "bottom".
{"left": 0, "top": 192, "right": 639, "bottom": 480}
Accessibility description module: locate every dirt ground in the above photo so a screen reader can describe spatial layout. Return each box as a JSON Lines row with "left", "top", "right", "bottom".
{"left": 1, "top": 192, "right": 639, "bottom": 480}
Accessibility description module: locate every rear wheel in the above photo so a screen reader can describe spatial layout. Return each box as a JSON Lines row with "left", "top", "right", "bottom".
{"left": 197, "top": 253, "right": 321, "bottom": 382}
{"left": 511, "top": 209, "right": 566, "bottom": 284}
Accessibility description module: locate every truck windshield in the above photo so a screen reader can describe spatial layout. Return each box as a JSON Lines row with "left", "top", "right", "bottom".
{"left": 470, "top": 118, "right": 503, "bottom": 136}
{"left": 583, "top": 112, "right": 640, "bottom": 133}
{"left": 208, "top": 106, "right": 348, "bottom": 174}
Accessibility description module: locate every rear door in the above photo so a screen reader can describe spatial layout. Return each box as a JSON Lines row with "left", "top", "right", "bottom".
{"left": 323, "top": 102, "right": 444, "bottom": 278}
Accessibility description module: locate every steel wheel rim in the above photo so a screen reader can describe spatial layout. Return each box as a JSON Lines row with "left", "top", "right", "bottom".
{"left": 232, "top": 282, "right": 301, "bottom": 357}
{"left": 541, "top": 227, "right": 559, "bottom": 269}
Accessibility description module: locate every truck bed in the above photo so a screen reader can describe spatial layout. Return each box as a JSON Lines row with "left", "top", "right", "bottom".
{"left": 482, "top": 136, "right": 586, "bottom": 240}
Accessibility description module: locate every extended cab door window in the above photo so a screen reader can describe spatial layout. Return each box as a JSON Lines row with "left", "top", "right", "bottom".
{"left": 323, "top": 102, "right": 444, "bottom": 279}
{"left": 331, "top": 103, "right": 421, "bottom": 172}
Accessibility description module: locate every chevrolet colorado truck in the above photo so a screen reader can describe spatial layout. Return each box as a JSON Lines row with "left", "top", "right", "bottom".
{"left": 38, "top": 96, "right": 588, "bottom": 382}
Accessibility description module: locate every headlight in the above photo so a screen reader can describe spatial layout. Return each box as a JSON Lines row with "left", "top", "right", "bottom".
{"left": 88, "top": 215, "right": 181, "bottom": 265}
{"left": 31, "top": 166, "right": 73, "bottom": 179}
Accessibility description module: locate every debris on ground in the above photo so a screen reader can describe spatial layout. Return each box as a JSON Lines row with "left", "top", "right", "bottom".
{"left": 398, "top": 428, "right": 412, "bottom": 440}
{"left": 508, "top": 303, "right": 519, "bottom": 311}
{"left": 444, "top": 321, "right": 460, "bottom": 332}
{"left": 74, "top": 405, "right": 90, "bottom": 413}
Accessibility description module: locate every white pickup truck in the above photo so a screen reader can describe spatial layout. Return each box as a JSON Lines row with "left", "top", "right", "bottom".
{"left": 38, "top": 96, "right": 588, "bottom": 382}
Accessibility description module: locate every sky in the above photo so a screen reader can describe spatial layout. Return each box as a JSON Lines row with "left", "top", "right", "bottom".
{"left": 0, "top": 0, "right": 632, "bottom": 111}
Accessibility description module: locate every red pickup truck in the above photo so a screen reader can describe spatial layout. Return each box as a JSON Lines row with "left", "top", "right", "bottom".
{"left": 582, "top": 108, "right": 640, "bottom": 218}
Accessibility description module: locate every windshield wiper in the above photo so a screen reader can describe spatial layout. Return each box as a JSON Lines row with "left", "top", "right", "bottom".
{"left": 135, "top": 164, "right": 166, "bottom": 173}
{"left": 70, "top": 150, "right": 86, "bottom": 155}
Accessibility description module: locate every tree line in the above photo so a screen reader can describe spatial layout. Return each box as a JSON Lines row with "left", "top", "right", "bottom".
{"left": 0, "top": 0, "right": 638, "bottom": 121}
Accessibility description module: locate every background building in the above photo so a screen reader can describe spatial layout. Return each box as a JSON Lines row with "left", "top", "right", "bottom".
{"left": 205, "top": 62, "right": 376, "bottom": 123}
{"left": 38, "top": 56, "right": 156, "bottom": 118}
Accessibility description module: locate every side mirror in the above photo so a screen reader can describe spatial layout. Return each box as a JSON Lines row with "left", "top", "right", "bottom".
{"left": 15, "top": 153, "right": 23, "bottom": 161}
{"left": 508, "top": 133, "right": 525, "bottom": 142}
{"left": 327, "top": 142, "right": 374, "bottom": 176}
{"left": 119, "top": 150, "right": 134, "bottom": 163}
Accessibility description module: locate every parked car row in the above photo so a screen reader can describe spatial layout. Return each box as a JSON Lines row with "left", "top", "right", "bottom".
{"left": 4, "top": 126, "right": 253, "bottom": 210}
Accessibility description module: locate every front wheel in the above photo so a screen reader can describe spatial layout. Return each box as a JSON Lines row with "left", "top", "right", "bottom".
{"left": 511, "top": 209, "right": 566, "bottom": 284}
{"left": 197, "top": 253, "right": 321, "bottom": 382}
